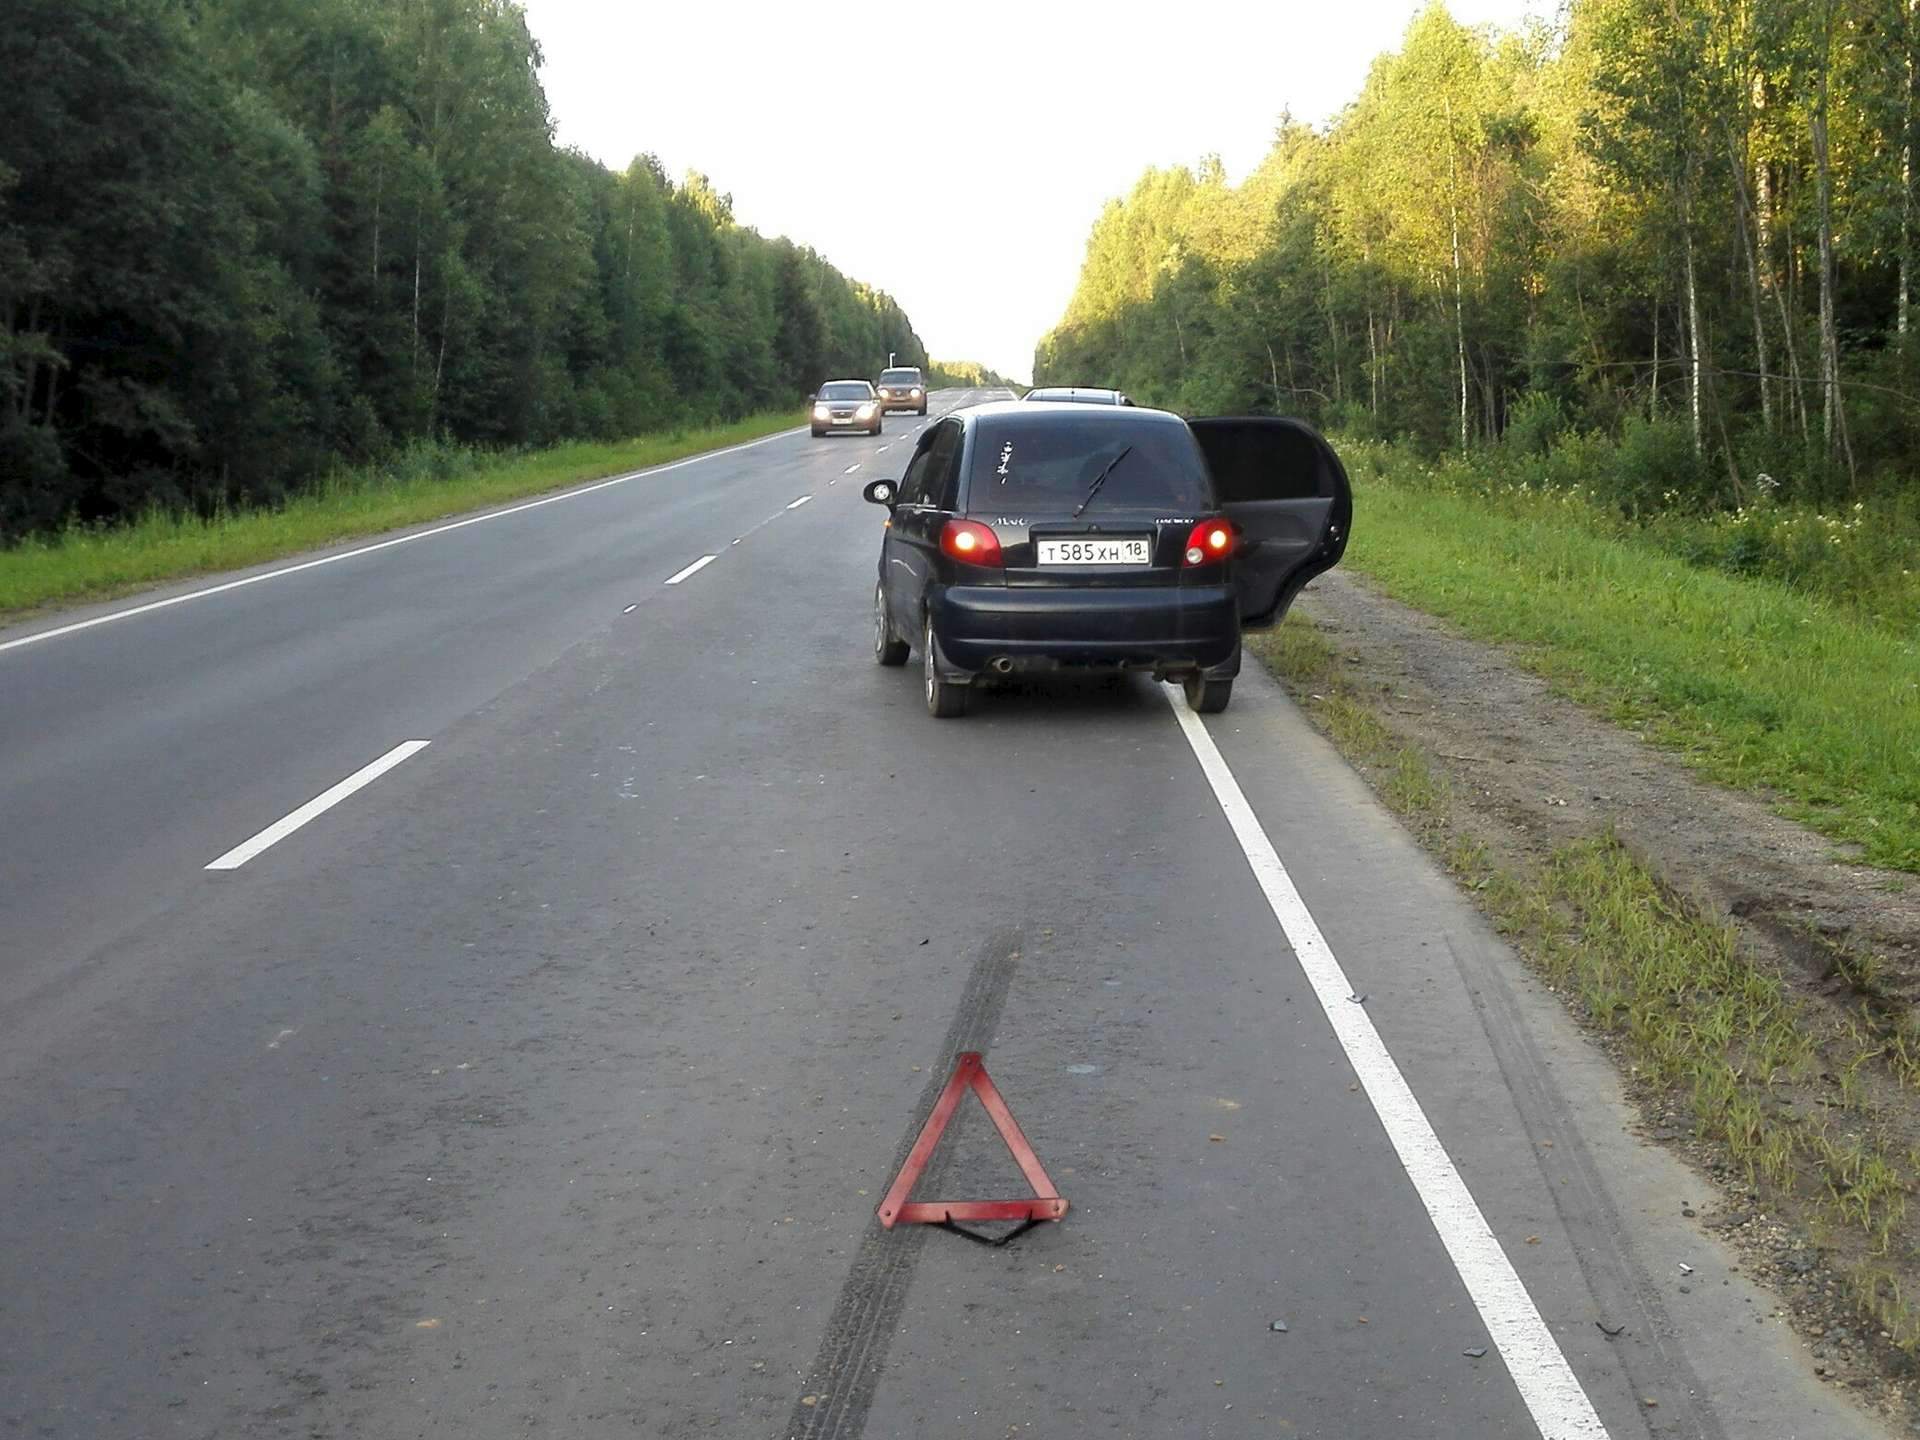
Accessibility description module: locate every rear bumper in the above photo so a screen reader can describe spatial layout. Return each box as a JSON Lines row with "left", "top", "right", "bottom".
{"left": 931, "top": 583, "right": 1240, "bottom": 676}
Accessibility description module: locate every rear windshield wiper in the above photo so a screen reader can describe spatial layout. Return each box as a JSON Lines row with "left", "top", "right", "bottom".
{"left": 1071, "top": 445, "right": 1133, "bottom": 519}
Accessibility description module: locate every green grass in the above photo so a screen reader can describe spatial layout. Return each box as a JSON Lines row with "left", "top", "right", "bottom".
{"left": 1331, "top": 460, "right": 1920, "bottom": 871}
{"left": 1518, "top": 836, "right": 1917, "bottom": 1323}
{"left": 0, "top": 411, "right": 801, "bottom": 617}
{"left": 1511, "top": 836, "right": 1815, "bottom": 1119}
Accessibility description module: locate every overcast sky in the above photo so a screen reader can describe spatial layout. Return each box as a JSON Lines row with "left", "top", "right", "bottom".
{"left": 519, "top": 0, "right": 1552, "bottom": 382}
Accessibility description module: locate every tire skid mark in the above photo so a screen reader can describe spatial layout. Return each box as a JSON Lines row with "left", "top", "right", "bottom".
{"left": 784, "top": 930, "right": 1022, "bottom": 1440}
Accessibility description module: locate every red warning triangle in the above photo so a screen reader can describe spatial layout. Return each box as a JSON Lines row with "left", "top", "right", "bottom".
{"left": 876, "top": 1051, "right": 1069, "bottom": 1229}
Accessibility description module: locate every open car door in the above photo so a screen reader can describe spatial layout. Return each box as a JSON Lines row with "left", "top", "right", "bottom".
{"left": 1187, "top": 416, "right": 1352, "bottom": 629}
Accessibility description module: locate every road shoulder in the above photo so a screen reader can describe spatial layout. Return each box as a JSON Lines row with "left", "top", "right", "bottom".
{"left": 1240, "top": 570, "right": 1917, "bottom": 1434}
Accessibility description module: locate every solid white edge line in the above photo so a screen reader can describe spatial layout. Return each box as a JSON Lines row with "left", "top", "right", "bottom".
{"left": 786, "top": 494, "right": 813, "bottom": 509}
{"left": 1161, "top": 685, "right": 1610, "bottom": 1440}
{"left": 664, "top": 554, "right": 717, "bottom": 586}
{"left": 0, "top": 425, "right": 808, "bottom": 657}
{"left": 206, "top": 740, "right": 430, "bottom": 871}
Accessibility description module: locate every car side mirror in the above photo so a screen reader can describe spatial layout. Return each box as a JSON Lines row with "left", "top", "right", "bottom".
{"left": 863, "top": 479, "right": 897, "bottom": 507}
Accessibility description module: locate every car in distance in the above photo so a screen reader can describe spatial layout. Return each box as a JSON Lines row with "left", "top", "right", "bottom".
{"left": 812, "top": 380, "right": 883, "bottom": 436}
{"left": 1022, "top": 386, "right": 1134, "bottom": 406}
{"left": 876, "top": 367, "right": 928, "bottom": 415}
{"left": 864, "top": 402, "right": 1351, "bottom": 717}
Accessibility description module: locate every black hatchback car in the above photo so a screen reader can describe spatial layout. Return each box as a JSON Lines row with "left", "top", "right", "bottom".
{"left": 864, "top": 402, "right": 1351, "bottom": 717}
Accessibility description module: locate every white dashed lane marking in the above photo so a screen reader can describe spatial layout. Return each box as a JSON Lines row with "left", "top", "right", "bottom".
{"left": 205, "top": 740, "right": 431, "bottom": 871}
{"left": 664, "top": 555, "right": 717, "bottom": 586}
{"left": 0, "top": 426, "right": 806, "bottom": 657}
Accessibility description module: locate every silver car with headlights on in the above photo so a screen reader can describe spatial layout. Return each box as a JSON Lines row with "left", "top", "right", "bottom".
{"left": 811, "top": 380, "right": 883, "bottom": 437}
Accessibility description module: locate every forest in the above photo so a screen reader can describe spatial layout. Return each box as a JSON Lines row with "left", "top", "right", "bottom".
{"left": 0, "top": 0, "right": 927, "bottom": 540}
{"left": 1038, "top": 0, "right": 1920, "bottom": 526}
{"left": 925, "top": 359, "right": 1018, "bottom": 389}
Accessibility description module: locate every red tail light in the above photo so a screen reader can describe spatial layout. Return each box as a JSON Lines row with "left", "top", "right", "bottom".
{"left": 1183, "top": 518, "right": 1234, "bottom": 567}
{"left": 940, "top": 519, "right": 1003, "bottom": 566}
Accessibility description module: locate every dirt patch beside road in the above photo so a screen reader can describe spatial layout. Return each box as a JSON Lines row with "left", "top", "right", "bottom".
{"left": 1257, "top": 569, "right": 1920, "bottom": 1428}
{"left": 1293, "top": 570, "right": 1919, "bottom": 991}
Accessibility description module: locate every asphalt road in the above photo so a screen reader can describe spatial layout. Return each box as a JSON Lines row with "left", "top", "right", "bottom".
{"left": 0, "top": 391, "right": 1887, "bottom": 1439}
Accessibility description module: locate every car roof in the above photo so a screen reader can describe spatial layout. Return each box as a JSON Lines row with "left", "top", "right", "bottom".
{"left": 1024, "top": 386, "right": 1124, "bottom": 399}
{"left": 955, "top": 400, "right": 1182, "bottom": 428}
{"left": 821, "top": 377, "right": 873, "bottom": 386}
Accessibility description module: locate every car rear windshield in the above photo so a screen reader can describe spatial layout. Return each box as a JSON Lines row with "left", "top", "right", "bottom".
{"left": 879, "top": 370, "right": 921, "bottom": 385}
{"left": 965, "top": 416, "right": 1213, "bottom": 514}
{"left": 819, "top": 382, "right": 871, "bottom": 399}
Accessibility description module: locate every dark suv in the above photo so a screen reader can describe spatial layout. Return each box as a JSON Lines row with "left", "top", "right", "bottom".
{"left": 876, "top": 367, "right": 928, "bottom": 415}
{"left": 864, "top": 402, "right": 1351, "bottom": 717}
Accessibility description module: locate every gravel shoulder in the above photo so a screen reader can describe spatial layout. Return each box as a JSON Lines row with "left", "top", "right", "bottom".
{"left": 1293, "top": 571, "right": 1919, "bottom": 990}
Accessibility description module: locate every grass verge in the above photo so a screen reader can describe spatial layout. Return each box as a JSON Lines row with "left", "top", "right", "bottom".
{"left": 1329, "top": 449, "right": 1920, "bottom": 872}
{"left": 0, "top": 411, "right": 801, "bottom": 619}
{"left": 1259, "top": 615, "right": 1920, "bottom": 1381}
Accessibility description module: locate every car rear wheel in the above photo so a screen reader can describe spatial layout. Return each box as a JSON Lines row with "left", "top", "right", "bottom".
{"left": 1183, "top": 673, "right": 1233, "bottom": 714}
{"left": 923, "top": 617, "right": 967, "bottom": 718}
{"left": 874, "top": 583, "right": 908, "bottom": 666}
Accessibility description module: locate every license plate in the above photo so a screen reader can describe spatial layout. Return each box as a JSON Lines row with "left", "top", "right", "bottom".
{"left": 832, "top": 417, "right": 854, "bottom": 425}
{"left": 1037, "top": 537, "right": 1151, "bottom": 566}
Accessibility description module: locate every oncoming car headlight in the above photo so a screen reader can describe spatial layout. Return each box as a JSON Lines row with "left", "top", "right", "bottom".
{"left": 910, "top": 387, "right": 922, "bottom": 397}
{"left": 812, "top": 403, "right": 831, "bottom": 419}
{"left": 856, "top": 402, "right": 877, "bottom": 418}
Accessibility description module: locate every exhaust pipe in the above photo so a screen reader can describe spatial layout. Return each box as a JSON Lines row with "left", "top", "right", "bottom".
{"left": 990, "top": 656, "right": 1015, "bottom": 675}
